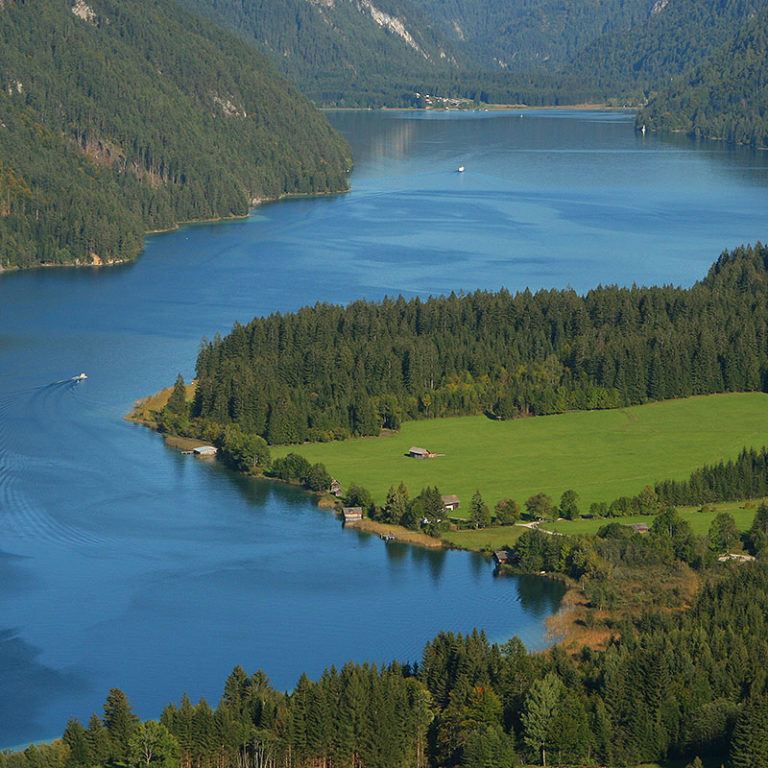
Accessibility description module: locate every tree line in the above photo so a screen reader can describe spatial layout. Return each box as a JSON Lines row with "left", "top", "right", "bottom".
{"left": 10, "top": 554, "right": 768, "bottom": 768}
{"left": 183, "top": 244, "right": 768, "bottom": 445}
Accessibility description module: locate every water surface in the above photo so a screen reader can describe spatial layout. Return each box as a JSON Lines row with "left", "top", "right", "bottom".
{"left": 3, "top": 109, "right": 768, "bottom": 747}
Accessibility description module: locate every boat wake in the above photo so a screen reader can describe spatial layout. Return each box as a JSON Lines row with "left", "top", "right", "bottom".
{"left": 48, "top": 373, "right": 87, "bottom": 386}
{"left": 0, "top": 384, "right": 107, "bottom": 547}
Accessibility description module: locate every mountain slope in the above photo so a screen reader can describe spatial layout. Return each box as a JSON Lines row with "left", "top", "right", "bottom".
{"left": 0, "top": 0, "right": 351, "bottom": 269}
{"left": 179, "top": 0, "right": 464, "bottom": 105}
{"left": 571, "top": 0, "right": 768, "bottom": 92}
{"left": 413, "top": 0, "right": 654, "bottom": 72}
{"left": 636, "top": 8, "right": 768, "bottom": 146}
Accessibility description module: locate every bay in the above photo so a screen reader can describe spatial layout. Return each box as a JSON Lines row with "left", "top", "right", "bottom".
{"left": 2, "top": 109, "right": 768, "bottom": 748}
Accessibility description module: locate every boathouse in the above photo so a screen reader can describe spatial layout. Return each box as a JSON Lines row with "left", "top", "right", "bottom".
{"left": 493, "top": 550, "right": 512, "bottom": 566}
{"left": 441, "top": 494, "right": 460, "bottom": 512}
{"left": 193, "top": 445, "right": 217, "bottom": 457}
{"left": 342, "top": 507, "right": 363, "bottom": 523}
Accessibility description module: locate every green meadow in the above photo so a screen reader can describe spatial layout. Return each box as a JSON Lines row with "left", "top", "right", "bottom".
{"left": 272, "top": 393, "right": 768, "bottom": 517}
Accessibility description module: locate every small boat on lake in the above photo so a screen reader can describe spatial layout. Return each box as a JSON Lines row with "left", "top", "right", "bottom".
{"left": 457, "top": 165, "right": 465, "bottom": 172}
{"left": 73, "top": 372, "right": 87, "bottom": 381}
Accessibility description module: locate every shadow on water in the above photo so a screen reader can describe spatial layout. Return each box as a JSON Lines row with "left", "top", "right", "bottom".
{"left": 409, "top": 544, "right": 448, "bottom": 585}
{"left": 515, "top": 574, "right": 567, "bottom": 618}
{"left": 0, "top": 629, "right": 87, "bottom": 747}
{"left": 468, "top": 550, "right": 487, "bottom": 578}
{"left": 0, "top": 550, "right": 36, "bottom": 601}
{"left": 383, "top": 541, "right": 409, "bottom": 563}
{"left": 196, "top": 460, "right": 313, "bottom": 510}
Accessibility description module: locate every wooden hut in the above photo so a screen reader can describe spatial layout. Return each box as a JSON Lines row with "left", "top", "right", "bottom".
{"left": 342, "top": 507, "right": 363, "bottom": 523}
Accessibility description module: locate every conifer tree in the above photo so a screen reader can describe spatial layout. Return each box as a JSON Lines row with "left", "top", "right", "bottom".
{"left": 521, "top": 672, "right": 564, "bottom": 766}
{"left": 470, "top": 490, "right": 491, "bottom": 529}
{"left": 62, "top": 717, "right": 93, "bottom": 768}
{"left": 103, "top": 688, "right": 140, "bottom": 765}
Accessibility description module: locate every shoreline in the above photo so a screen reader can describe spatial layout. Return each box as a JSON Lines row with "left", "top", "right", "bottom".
{"left": 128, "top": 387, "right": 594, "bottom": 645}
{"left": 1, "top": 187, "right": 349, "bottom": 275}
{"left": 342, "top": 517, "right": 445, "bottom": 549}
{"left": 323, "top": 102, "right": 636, "bottom": 113}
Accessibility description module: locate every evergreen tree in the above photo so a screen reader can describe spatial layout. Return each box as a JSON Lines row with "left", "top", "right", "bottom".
{"left": 729, "top": 692, "right": 768, "bottom": 768}
{"left": 521, "top": 672, "right": 564, "bottom": 767}
{"left": 165, "top": 374, "right": 187, "bottom": 416}
{"left": 103, "top": 688, "right": 140, "bottom": 765}
{"left": 470, "top": 490, "right": 491, "bottom": 529}
{"left": 384, "top": 482, "right": 411, "bottom": 526}
{"left": 62, "top": 718, "right": 93, "bottom": 768}
{"left": 86, "top": 712, "right": 111, "bottom": 767}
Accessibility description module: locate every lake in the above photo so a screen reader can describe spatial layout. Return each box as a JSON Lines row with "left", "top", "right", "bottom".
{"left": 2, "top": 109, "right": 768, "bottom": 748}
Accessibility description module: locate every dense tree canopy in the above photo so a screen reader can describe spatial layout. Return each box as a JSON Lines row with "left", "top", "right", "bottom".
{"left": 11, "top": 560, "right": 768, "bottom": 768}
{"left": 637, "top": 8, "right": 768, "bottom": 147}
{"left": 188, "top": 244, "right": 768, "bottom": 445}
{"left": 0, "top": 0, "right": 351, "bottom": 269}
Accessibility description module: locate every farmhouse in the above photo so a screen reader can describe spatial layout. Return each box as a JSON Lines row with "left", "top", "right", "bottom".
{"left": 409, "top": 446, "right": 437, "bottom": 459}
{"left": 342, "top": 507, "right": 363, "bottom": 522}
{"left": 441, "top": 494, "right": 460, "bottom": 512}
{"left": 329, "top": 479, "right": 343, "bottom": 497}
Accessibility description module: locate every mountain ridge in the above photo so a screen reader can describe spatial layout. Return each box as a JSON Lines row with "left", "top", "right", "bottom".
{"left": 0, "top": 0, "right": 352, "bottom": 269}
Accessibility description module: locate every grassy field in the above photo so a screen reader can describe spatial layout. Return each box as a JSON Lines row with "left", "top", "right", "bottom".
{"left": 542, "top": 500, "right": 762, "bottom": 537}
{"left": 441, "top": 525, "right": 528, "bottom": 550}
{"left": 272, "top": 393, "right": 768, "bottom": 517}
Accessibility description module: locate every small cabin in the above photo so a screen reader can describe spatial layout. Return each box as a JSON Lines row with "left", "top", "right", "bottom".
{"left": 409, "top": 446, "right": 436, "bottom": 459}
{"left": 329, "top": 479, "right": 343, "bottom": 497}
{"left": 342, "top": 507, "right": 363, "bottom": 523}
{"left": 493, "top": 550, "right": 512, "bottom": 566}
{"left": 626, "top": 522, "right": 649, "bottom": 533}
{"left": 441, "top": 494, "right": 460, "bottom": 512}
{"left": 193, "top": 445, "right": 217, "bottom": 457}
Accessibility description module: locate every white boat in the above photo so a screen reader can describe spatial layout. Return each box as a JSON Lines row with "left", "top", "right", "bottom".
{"left": 457, "top": 166, "right": 465, "bottom": 172}
{"left": 74, "top": 372, "right": 87, "bottom": 381}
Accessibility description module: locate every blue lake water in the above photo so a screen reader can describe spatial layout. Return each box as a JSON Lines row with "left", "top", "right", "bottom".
{"left": 2, "top": 109, "right": 768, "bottom": 747}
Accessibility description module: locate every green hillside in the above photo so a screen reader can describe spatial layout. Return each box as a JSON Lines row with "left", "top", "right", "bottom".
{"left": 571, "top": 0, "right": 768, "bottom": 93}
{"left": 271, "top": 393, "right": 768, "bottom": 513}
{"left": 179, "top": 0, "right": 463, "bottom": 107}
{"left": 636, "top": 8, "right": 768, "bottom": 147}
{"left": 414, "top": 0, "right": 653, "bottom": 73}
{"left": 0, "top": 0, "right": 351, "bottom": 269}
{"left": 177, "top": 0, "right": 768, "bottom": 108}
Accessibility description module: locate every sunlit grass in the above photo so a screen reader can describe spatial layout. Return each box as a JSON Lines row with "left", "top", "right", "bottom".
{"left": 273, "top": 393, "right": 768, "bottom": 516}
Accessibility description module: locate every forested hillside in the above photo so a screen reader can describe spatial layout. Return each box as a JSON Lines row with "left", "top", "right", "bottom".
{"left": 0, "top": 0, "right": 351, "bottom": 269}
{"left": 178, "top": 0, "right": 768, "bottom": 111}
{"left": 186, "top": 243, "right": 768, "bottom": 445}
{"left": 179, "top": 0, "right": 463, "bottom": 107}
{"left": 414, "top": 0, "right": 653, "bottom": 73}
{"left": 11, "top": 558, "right": 768, "bottom": 768}
{"left": 636, "top": 8, "right": 768, "bottom": 146}
{"left": 179, "top": 0, "right": 645, "bottom": 105}
{"left": 568, "top": 0, "right": 768, "bottom": 93}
